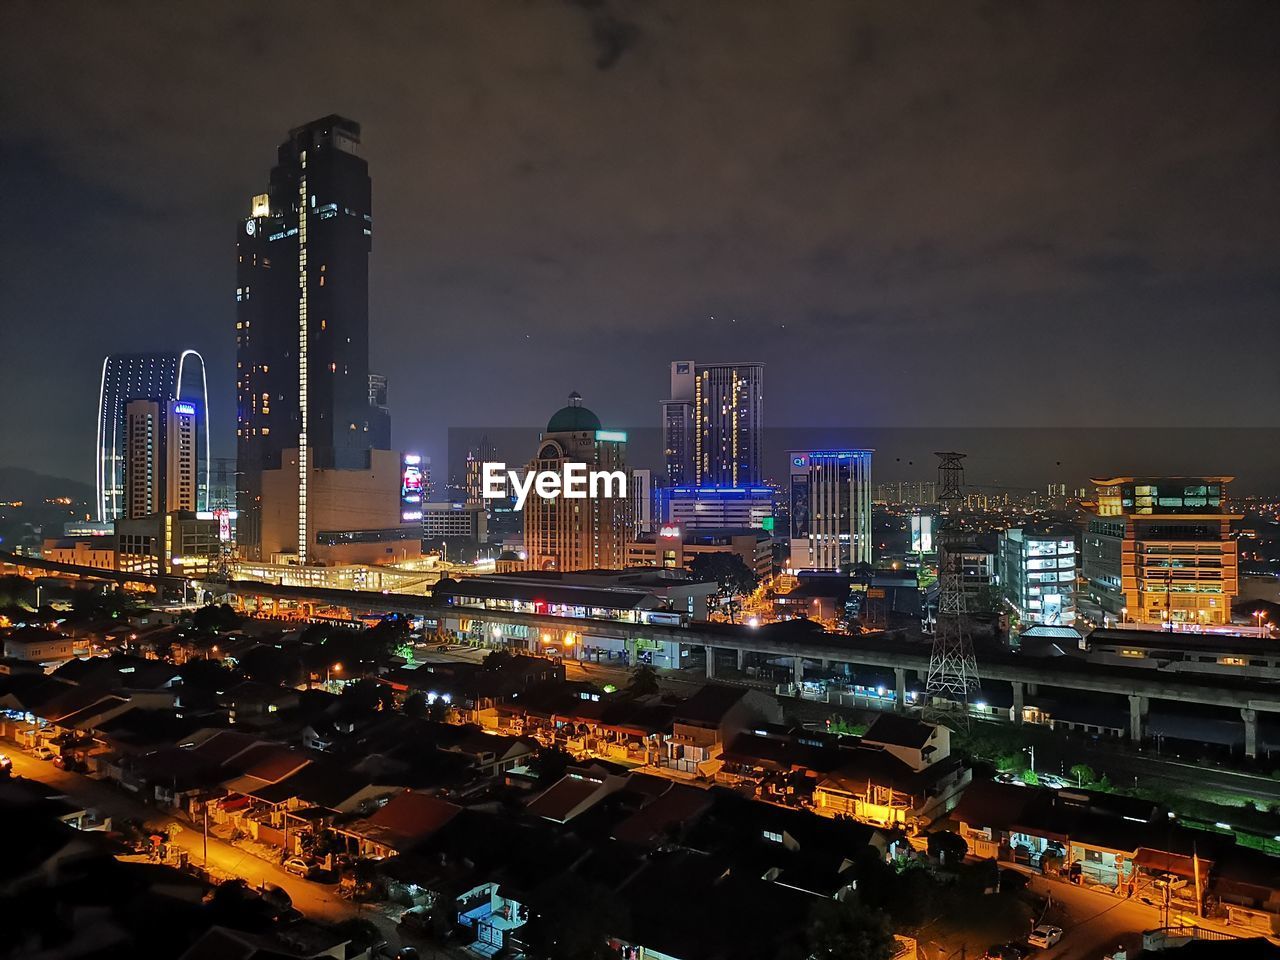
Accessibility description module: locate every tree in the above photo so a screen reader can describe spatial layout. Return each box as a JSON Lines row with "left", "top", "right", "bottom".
{"left": 403, "top": 691, "right": 427, "bottom": 718}
{"left": 927, "top": 830, "right": 968, "bottom": 866}
{"left": 179, "top": 657, "right": 237, "bottom": 692}
{"left": 192, "top": 602, "right": 242, "bottom": 633}
{"left": 483, "top": 649, "right": 514, "bottom": 671}
{"left": 627, "top": 664, "right": 660, "bottom": 698}
{"left": 341, "top": 678, "right": 395, "bottom": 713}
{"left": 523, "top": 873, "right": 629, "bottom": 960}
{"left": 1021, "top": 768, "right": 1040, "bottom": 786}
{"left": 804, "top": 900, "right": 896, "bottom": 960}
{"left": 687, "top": 552, "right": 759, "bottom": 622}
{"left": 1070, "top": 763, "right": 1096, "bottom": 787}
{"left": 237, "top": 645, "right": 304, "bottom": 687}
{"left": 529, "top": 746, "right": 573, "bottom": 785}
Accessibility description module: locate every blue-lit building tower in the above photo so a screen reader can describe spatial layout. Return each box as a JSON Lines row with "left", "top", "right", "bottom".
{"left": 788, "top": 449, "right": 873, "bottom": 570}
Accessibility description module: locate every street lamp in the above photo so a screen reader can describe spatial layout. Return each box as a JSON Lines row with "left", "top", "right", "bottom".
{"left": 1254, "top": 610, "right": 1267, "bottom": 633}
{"left": 1120, "top": 606, "right": 1128, "bottom": 625}
{"left": 327, "top": 662, "right": 342, "bottom": 685}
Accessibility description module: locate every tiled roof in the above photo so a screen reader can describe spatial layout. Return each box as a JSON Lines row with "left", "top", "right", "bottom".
{"left": 862, "top": 713, "right": 935, "bottom": 749}
{"left": 346, "top": 790, "right": 462, "bottom": 852}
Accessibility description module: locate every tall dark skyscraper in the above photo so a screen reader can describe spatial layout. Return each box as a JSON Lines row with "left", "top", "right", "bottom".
{"left": 236, "top": 116, "right": 390, "bottom": 559}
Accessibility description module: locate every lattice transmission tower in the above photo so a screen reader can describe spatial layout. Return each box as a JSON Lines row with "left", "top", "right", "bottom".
{"left": 923, "top": 451, "right": 980, "bottom": 730}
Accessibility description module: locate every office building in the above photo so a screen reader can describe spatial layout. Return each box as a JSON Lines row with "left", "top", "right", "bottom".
{"left": 627, "top": 525, "right": 773, "bottom": 581}
{"left": 258, "top": 448, "right": 403, "bottom": 563}
{"left": 116, "top": 511, "right": 220, "bottom": 578}
{"left": 1082, "top": 477, "right": 1239, "bottom": 626}
{"left": 959, "top": 546, "right": 997, "bottom": 608}
{"left": 875, "top": 481, "right": 937, "bottom": 506}
{"left": 999, "top": 524, "right": 1078, "bottom": 626}
{"left": 123, "top": 399, "right": 198, "bottom": 520}
{"left": 96, "top": 350, "right": 209, "bottom": 522}
{"left": 661, "top": 361, "right": 696, "bottom": 485}
{"left": 236, "top": 115, "right": 391, "bottom": 561}
{"left": 465, "top": 436, "right": 497, "bottom": 507}
{"left": 693, "top": 362, "right": 764, "bottom": 486}
{"left": 788, "top": 450, "right": 873, "bottom": 570}
{"left": 421, "top": 502, "right": 489, "bottom": 543}
{"left": 631, "top": 468, "right": 653, "bottom": 536}
{"left": 665, "top": 485, "right": 774, "bottom": 531}
{"left": 368, "top": 373, "right": 392, "bottom": 450}
{"left": 523, "top": 393, "right": 631, "bottom": 572}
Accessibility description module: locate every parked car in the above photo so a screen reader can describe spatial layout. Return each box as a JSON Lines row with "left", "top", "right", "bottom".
{"left": 0, "top": 754, "right": 12, "bottom": 774}
{"left": 53, "top": 755, "right": 85, "bottom": 772}
{"left": 283, "top": 857, "right": 310, "bottom": 877}
{"left": 32, "top": 745, "right": 56, "bottom": 761}
{"left": 984, "top": 944, "right": 1029, "bottom": 960}
{"left": 1028, "top": 926, "right": 1064, "bottom": 949}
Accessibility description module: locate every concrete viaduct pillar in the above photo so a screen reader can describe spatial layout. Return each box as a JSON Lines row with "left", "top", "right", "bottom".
{"left": 1011, "top": 681, "right": 1025, "bottom": 724}
{"left": 704, "top": 646, "right": 716, "bottom": 680}
{"left": 793, "top": 657, "right": 805, "bottom": 686}
{"left": 737, "top": 649, "right": 747, "bottom": 671}
{"left": 1128, "top": 694, "right": 1148, "bottom": 743}
{"left": 1241, "top": 708, "right": 1258, "bottom": 759}
{"left": 894, "top": 668, "right": 907, "bottom": 713}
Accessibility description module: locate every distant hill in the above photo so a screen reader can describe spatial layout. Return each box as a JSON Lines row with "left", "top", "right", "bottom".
{"left": 0, "top": 467, "right": 95, "bottom": 504}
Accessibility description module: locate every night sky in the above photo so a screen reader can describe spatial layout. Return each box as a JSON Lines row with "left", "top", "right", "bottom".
{"left": 2, "top": 2, "right": 1278, "bottom": 488}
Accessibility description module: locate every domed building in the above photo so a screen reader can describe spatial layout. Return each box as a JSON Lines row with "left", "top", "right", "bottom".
{"left": 523, "top": 392, "right": 633, "bottom": 572}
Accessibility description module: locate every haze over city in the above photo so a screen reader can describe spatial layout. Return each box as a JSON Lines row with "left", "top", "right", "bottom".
{"left": 3, "top": 2, "right": 1279, "bottom": 486}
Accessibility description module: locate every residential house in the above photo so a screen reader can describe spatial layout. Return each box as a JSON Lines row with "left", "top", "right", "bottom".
{"left": 663, "top": 684, "right": 783, "bottom": 775}
{"left": 333, "top": 789, "right": 462, "bottom": 860}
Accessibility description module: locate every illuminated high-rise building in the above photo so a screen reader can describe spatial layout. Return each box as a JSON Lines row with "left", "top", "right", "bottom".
{"left": 96, "top": 350, "right": 209, "bottom": 522}
{"left": 999, "top": 524, "right": 1077, "bottom": 626}
{"left": 1082, "top": 477, "right": 1239, "bottom": 626}
{"left": 693, "top": 362, "right": 764, "bottom": 486}
{"left": 661, "top": 361, "right": 695, "bottom": 485}
{"left": 788, "top": 449, "right": 873, "bottom": 570}
{"left": 123, "top": 399, "right": 198, "bottom": 520}
{"left": 524, "top": 393, "right": 631, "bottom": 572}
{"left": 236, "top": 115, "right": 391, "bottom": 560}
{"left": 465, "top": 435, "right": 497, "bottom": 507}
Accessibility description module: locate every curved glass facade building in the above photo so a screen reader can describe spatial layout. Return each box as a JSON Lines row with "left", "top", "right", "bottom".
{"left": 95, "top": 350, "right": 209, "bottom": 522}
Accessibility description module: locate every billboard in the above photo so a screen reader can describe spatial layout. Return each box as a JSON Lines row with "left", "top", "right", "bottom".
{"left": 910, "top": 513, "right": 933, "bottom": 553}
{"left": 401, "top": 453, "right": 425, "bottom": 522}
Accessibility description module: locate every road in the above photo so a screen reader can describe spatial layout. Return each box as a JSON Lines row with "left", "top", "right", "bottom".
{"left": 2, "top": 748, "right": 406, "bottom": 946}
{"left": 1028, "top": 735, "right": 1280, "bottom": 807}
{"left": 1028, "top": 874, "right": 1161, "bottom": 960}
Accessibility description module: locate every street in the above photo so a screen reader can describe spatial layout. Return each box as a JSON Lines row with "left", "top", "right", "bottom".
{"left": 2, "top": 748, "right": 407, "bottom": 947}
{"left": 1029, "top": 874, "right": 1160, "bottom": 960}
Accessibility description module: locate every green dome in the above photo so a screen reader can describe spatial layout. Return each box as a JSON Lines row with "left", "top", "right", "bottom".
{"left": 546, "top": 391, "right": 601, "bottom": 433}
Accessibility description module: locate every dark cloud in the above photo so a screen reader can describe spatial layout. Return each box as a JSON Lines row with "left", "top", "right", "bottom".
{"left": 0, "top": 0, "right": 1278, "bottom": 485}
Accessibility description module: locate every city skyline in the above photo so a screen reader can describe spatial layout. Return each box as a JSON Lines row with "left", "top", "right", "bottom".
{"left": 3, "top": 7, "right": 1280, "bottom": 956}
{"left": 3, "top": 2, "right": 1279, "bottom": 488}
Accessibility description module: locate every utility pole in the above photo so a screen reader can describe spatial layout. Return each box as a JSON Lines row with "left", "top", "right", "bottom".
{"left": 203, "top": 800, "right": 209, "bottom": 866}
{"left": 924, "top": 452, "right": 980, "bottom": 732}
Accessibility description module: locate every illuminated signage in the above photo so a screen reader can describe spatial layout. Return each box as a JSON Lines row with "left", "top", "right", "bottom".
{"left": 910, "top": 514, "right": 933, "bottom": 553}
{"left": 401, "top": 453, "right": 425, "bottom": 521}
{"left": 594, "top": 430, "right": 627, "bottom": 443}
{"left": 251, "top": 193, "right": 271, "bottom": 217}
{"left": 173, "top": 402, "right": 196, "bottom": 416}
{"left": 659, "top": 525, "right": 681, "bottom": 538}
